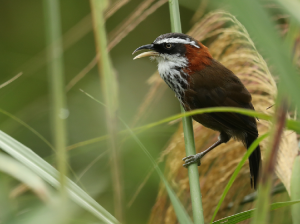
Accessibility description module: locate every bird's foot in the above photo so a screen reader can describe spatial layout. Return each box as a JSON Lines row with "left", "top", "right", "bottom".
{"left": 182, "top": 152, "right": 205, "bottom": 168}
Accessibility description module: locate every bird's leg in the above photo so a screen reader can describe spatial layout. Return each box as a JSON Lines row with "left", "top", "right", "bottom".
{"left": 182, "top": 134, "right": 229, "bottom": 168}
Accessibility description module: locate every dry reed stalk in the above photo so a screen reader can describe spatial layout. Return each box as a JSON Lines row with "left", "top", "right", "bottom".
{"left": 108, "top": 0, "right": 156, "bottom": 42}
{"left": 191, "top": 0, "right": 208, "bottom": 24}
{"left": 0, "top": 72, "right": 23, "bottom": 89}
{"left": 66, "top": 0, "right": 168, "bottom": 92}
{"left": 104, "top": 0, "right": 130, "bottom": 19}
{"left": 65, "top": 55, "right": 99, "bottom": 92}
{"left": 131, "top": 73, "right": 167, "bottom": 126}
{"left": 17, "top": 0, "right": 128, "bottom": 84}
{"left": 142, "top": 11, "right": 298, "bottom": 223}
{"left": 108, "top": 0, "right": 168, "bottom": 50}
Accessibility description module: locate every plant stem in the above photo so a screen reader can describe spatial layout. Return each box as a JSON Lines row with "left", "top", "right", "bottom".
{"left": 90, "top": 0, "right": 122, "bottom": 222}
{"left": 43, "top": 0, "right": 68, "bottom": 196}
{"left": 168, "top": 0, "right": 205, "bottom": 223}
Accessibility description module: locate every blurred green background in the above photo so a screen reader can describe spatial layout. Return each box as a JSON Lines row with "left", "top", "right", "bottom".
{"left": 1, "top": 0, "right": 300, "bottom": 223}
{"left": 0, "top": 0, "right": 201, "bottom": 223}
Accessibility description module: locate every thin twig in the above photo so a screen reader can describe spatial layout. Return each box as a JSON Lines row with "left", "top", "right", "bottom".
{"left": 0, "top": 72, "right": 23, "bottom": 89}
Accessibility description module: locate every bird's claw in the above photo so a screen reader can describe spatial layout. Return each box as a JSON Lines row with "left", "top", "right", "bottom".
{"left": 182, "top": 152, "right": 204, "bottom": 168}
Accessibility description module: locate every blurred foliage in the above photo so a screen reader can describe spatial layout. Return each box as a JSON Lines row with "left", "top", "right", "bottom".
{"left": 0, "top": 0, "right": 194, "bottom": 223}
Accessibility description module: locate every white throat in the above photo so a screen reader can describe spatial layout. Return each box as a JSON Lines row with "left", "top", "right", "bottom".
{"left": 154, "top": 54, "right": 189, "bottom": 102}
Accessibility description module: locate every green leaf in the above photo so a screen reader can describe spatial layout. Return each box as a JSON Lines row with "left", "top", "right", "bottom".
{"left": 68, "top": 106, "right": 300, "bottom": 151}
{"left": 115, "top": 117, "right": 193, "bottom": 224}
{"left": 0, "top": 108, "right": 54, "bottom": 151}
{"left": 0, "top": 152, "right": 51, "bottom": 202}
{"left": 0, "top": 130, "right": 119, "bottom": 224}
{"left": 212, "top": 200, "right": 300, "bottom": 224}
{"left": 138, "top": 107, "right": 299, "bottom": 134}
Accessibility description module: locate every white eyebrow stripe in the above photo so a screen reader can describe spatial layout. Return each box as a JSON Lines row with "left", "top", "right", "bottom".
{"left": 155, "top": 38, "right": 200, "bottom": 48}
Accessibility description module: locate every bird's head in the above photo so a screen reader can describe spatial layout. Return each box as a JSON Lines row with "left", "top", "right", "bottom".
{"left": 132, "top": 33, "right": 212, "bottom": 73}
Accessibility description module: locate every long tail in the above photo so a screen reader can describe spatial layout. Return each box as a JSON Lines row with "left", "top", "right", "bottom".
{"left": 246, "top": 134, "right": 262, "bottom": 190}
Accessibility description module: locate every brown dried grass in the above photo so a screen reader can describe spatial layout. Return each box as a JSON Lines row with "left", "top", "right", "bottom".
{"left": 138, "top": 11, "right": 299, "bottom": 223}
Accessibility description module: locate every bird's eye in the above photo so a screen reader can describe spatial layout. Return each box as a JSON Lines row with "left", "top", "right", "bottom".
{"left": 164, "top": 43, "right": 173, "bottom": 49}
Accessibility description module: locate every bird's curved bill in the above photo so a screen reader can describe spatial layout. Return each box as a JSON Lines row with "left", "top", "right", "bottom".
{"left": 132, "top": 44, "right": 158, "bottom": 60}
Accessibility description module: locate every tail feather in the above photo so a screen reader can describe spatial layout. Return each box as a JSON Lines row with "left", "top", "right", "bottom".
{"left": 246, "top": 134, "right": 262, "bottom": 190}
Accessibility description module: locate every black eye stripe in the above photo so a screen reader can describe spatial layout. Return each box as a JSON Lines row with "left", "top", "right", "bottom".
{"left": 152, "top": 42, "right": 186, "bottom": 55}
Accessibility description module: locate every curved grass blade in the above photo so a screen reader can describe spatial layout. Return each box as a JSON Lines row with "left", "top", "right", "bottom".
{"left": 119, "top": 119, "right": 193, "bottom": 223}
{"left": 0, "top": 130, "right": 119, "bottom": 224}
{"left": 80, "top": 89, "right": 192, "bottom": 223}
{"left": 0, "top": 152, "right": 51, "bottom": 202}
{"left": 0, "top": 108, "right": 54, "bottom": 151}
{"left": 68, "top": 104, "right": 300, "bottom": 151}
{"left": 136, "top": 107, "right": 271, "bottom": 132}
{"left": 0, "top": 108, "right": 91, "bottom": 193}
{"left": 212, "top": 200, "right": 300, "bottom": 224}
{"left": 210, "top": 133, "right": 269, "bottom": 224}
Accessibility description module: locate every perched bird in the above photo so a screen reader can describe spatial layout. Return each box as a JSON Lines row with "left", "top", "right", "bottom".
{"left": 132, "top": 33, "right": 261, "bottom": 189}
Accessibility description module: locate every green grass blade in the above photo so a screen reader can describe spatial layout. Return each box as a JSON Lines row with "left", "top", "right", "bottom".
{"left": 0, "top": 108, "right": 55, "bottom": 151}
{"left": 212, "top": 200, "right": 300, "bottom": 224}
{"left": 210, "top": 133, "right": 269, "bottom": 223}
{"left": 0, "top": 152, "right": 51, "bottom": 202}
{"left": 134, "top": 107, "right": 299, "bottom": 134}
{"left": 80, "top": 88, "right": 193, "bottom": 223}
{"left": 67, "top": 105, "right": 300, "bottom": 151}
{"left": 0, "top": 130, "right": 119, "bottom": 224}
{"left": 120, "top": 119, "right": 193, "bottom": 224}
{"left": 136, "top": 107, "right": 271, "bottom": 132}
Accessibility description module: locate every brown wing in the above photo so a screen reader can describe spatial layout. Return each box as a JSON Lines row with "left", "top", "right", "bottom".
{"left": 183, "top": 60, "right": 258, "bottom": 137}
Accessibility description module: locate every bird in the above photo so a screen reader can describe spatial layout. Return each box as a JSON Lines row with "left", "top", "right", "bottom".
{"left": 132, "top": 33, "right": 261, "bottom": 189}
